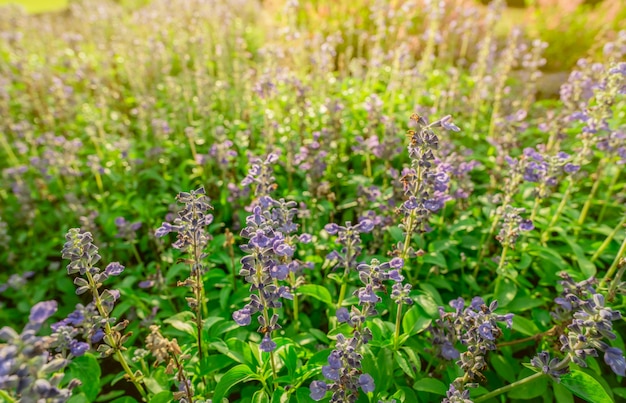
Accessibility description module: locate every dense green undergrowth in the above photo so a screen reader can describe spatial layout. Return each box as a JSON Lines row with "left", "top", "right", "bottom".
{"left": 0, "top": 1, "right": 625, "bottom": 402}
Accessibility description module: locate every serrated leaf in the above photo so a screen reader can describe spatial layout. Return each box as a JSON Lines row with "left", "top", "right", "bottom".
{"left": 413, "top": 377, "right": 447, "bottom": 396}
{"left": 298, "top": 284, "right": 333, "bottom": 306}
{"left": 560, "top": 369, "right": 612, "bottom": 403}
{"left": 213, "top": 364, "right": 259, "bottom": 403}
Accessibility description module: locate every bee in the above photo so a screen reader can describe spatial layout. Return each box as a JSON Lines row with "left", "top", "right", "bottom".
{"left": 410, "top": 113, "right": 421, "bottom": 122}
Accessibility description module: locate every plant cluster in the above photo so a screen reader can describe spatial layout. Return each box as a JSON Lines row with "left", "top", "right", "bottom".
{"left": 0, "top": 0, "right": 625, "bottom": 402}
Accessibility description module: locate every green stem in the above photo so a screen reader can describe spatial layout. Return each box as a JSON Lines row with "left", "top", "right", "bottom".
{"left": 577, "top": 159, "right": 606, "bottom": 233}
{"left": 393, "top": 303, "right": 403, "bottom": 350}
{"left": 541, "top": 180, "right": 573, "bottom": 245}
{"left": 591, "top": 215, "right": 626, "bottom": 263}
{"left": 474, "top": 372, "right": 544, "bottom": 402}
{"left": 607, "top": 259, "right": 626, "bottom": 302}
{"left": 600, "top": 226, "right": 626, "bottom": 289}
{"left": 597, "top": 168, "right": 620, "bottom": 223}
{"left": 336, "top": 244, "right": 353, "bottom": 310}
{"left": 131, "top": 242, "right": 143, "bottom": 266}
{"left": 86, "top": 271, "right": 147, "bottom": 401}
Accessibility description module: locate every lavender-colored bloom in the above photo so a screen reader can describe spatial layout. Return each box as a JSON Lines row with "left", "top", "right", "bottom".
{"left": 28, "top": 300, "right": 57, "bottom": 327}
{"left": 518, "top": 219, "right": 534, "bottom": 232}
{"left": 359, "top": 373, "right": 375, "bottom": 393}
{"left": 322, "top": 365, "right": 340, "bottom": 381}
{"left": 69, "top": 340, "right": 89, "bottom": 356}
{"left": 336, "top": 308, "right": 351, "bottom": 323}
{"left": 604, "top": 347, "right": 626, "bottom": 376}
{"left": 104, "top": 262, "right": 124, "bottom": 276}
{"left": 310, "top": 380, "right": 328, "bottom": 400}
{"left": 259, "top": 335, "right": 277, "bottom": 353}
{"left": 232, "top": 308, "right": 252, "bottom": 326}
{"left": 530, "top": 351, "right": 568, "bottom": 382}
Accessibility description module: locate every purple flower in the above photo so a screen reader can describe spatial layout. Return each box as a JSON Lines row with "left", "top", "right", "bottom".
{"left": 322, "top": 365, "right": 340, "bottom": 381}
{"left": 389, "top": 257, "right": 404, "bottom": 269}
{"left": 310, "top": 381, "right": 328, "bottom": 401}
{"left": 325, "top": 223, "right": 340, "bottom": 234}
{"left": 358, "top": 373, "right": 375, "bottom": 393}
{"left": 104, "top": 262, "right": 124, "bottom": 276}
{"left": 355, "top": 219, "right": 375, "bottom": 233}
{"left": 232, "top": 308, "right": 252, "bottom": 326}
{"left": 259, "top": 334, "right": 277, "bottom": 352}
{"left": 70, "top": 340, "right": 89, "bottom": 356}
{"left": 604, "top": 347, "right": 625, "bottom": 376}
{"left": 270, "top": 264, "right": 289, "bottom": 280}
{"left": 388, "top": 270, "right": 404, "bottom": 282}
{"left": 29, "top": 300, "right": 57, "bottom": 326}
{"left": 563, "top": 163, "right": 580, "bottom": 174}
{"left": 519, "top": 219, "right": 534, "bottom": 231}
{"left": 336, "top": 307, "right": 351, "bottom": 323}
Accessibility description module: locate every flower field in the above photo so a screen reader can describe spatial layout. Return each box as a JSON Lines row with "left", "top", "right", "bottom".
{"left": 0, "top": 0, "right": 625, "bottom": 402}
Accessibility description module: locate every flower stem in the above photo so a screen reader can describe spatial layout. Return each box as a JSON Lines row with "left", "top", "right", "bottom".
{"left": 474, "top": 372, "right": 544, "bottom": 402}
{"left": 86, "top": 271, "right": 147, "bottom": 401}
{"left": 541, "top": 180, "right": 573, "bottom": 245}
{"left": 591, "top": 214, "right": 626, "bottom": 263}
{"left": 576, "top": 159, "right": 606, "bottom": 235}
{"left": 600, "top": 225, "right": 626, "bottom": 289}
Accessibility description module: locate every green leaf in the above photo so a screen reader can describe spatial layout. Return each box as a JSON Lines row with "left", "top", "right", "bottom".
{"left": 553, "top": 382, "right": 574, "bottom": 403}
{"left": 213, "top": 364, "right": 259, "bottom": 403}
{"left": 164, "top": 311, "right": 196, "bottom": 336}
{"left": 402, "top": 305, "right": 431, "bottom": 335}
{"left": 252, "top": 390, "right": 270, "bottom": 403}
{"left": 560, "top": 369, "right": 612, "bottom": 403}
{"left": 614, "top": 388, "right": 626, "bottom": 399}
{"left": 298, "top": 284, "right": 333, "bottom": 306}
{"left": 413, "top": 377, "right": 447, "bottom": 396}
{"left": 490, "top": 354, "right": 516, "bottom": 383}
{"left": 296, "top": 386, "right": 317, "bottom": 402}
{"left": 395, "top": 351, "right": 415, "bottom": 378}
{"left": 494, "top": 277, "right": 517, "bottom": 308}
{"left": 511, "top": 315, "right": 540, "bottom": 336}
{"left": 67, "top": 353, "right": 101, "bottom": 402}
{"left": 414, "top": 294, "right": 439, "bottom": 318}
{"left": 67, "top": 393, "right": 90, "bottom": 403}
{"left": 150, "top": 391, "right": 174, "bottom": 403}
{"left": 507, "top": 371, "right": 548, "bottom": 399}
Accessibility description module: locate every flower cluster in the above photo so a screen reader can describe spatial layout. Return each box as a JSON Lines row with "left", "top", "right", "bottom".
{"left": 114, "top": 216, "right": 142, "bottom": 241}
{"left": 0, "top": 300, "right": 81, "bottom": 401}
{"left": 311, "top": 257, "right": 402, "bottom": 402}
{"left": 398, "top": 113, "right": 459, "bottom": 237}
{"left": 521, "top": 147, "right": 580, "bottom": 199}
{"left": 61, "top": 229, "right": 129, "bottom": 357}
{"left": 325, "top": 220, "right": 374, "bottom": 272}
{"left": 241, "top": 153, "right": 280, "bottom": 199}
{"left": 553, "top": 274, "right": 625, "bottom": 377}
{"left": 495, "top": 205, "right": 534, "bottom": 249}
{"left": 155, "top": 186, "right": 214, "bottom": 258}
{"left": 50, "top": 303, "right": 104, "bottom": 357}
{"left": 233, "top": 195, "right": 310, "bottom": 351}
{"left": 145, "top": 325, "right": 193, "bottom": 402}
{"left": 430, "top": 297, "right": 513, "bottom": 389}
